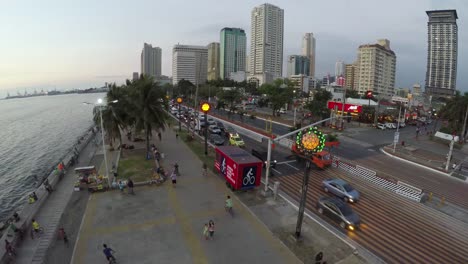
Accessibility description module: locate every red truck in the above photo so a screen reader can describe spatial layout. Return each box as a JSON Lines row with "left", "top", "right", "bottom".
{"left": 214, "top": 146, "right": 263, "bottom": 191}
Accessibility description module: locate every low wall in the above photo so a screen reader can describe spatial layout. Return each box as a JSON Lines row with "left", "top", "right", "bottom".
{"left": 0, "top": 126, "right": 96, "bottom": 263}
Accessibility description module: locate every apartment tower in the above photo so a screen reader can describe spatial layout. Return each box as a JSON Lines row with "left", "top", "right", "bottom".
{"left": 140, "top": 43, "right": 162, "bottom": 78}
{"left": 220, "top": 28, "right": 246, "bottom": 80}
{"left": 302, "top": 33, "right": 316, "bottom": 79}
{"left": 172, "top": 45, "right": 208, "bottom": 86}
{"left": 207, "top": 42, "right": 220, "bottom": 81}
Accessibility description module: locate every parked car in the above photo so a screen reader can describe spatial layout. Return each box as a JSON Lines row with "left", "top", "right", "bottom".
{"left": 377, "top": 123, "right": 386, "bottom": 130}
{"left": 208, "top": 125, "right": 222, "bottom": 134}
{"left": 385, "top": 123, "right": 396, "bottom": 129}
{"left": 399, "top": 122, "right": 406, "bottom": 128}
{"left": 251, "top": 148, "right": 277, "bottom": 168}
{"left": 278, "top": 108, "right": 286, "bottom": 114}
{"left": 209, "top": 134, "right": 225, "bottom": 145}
{"left": 317, "top": 196, "right": 361, "bottom": 231}
{"left": 322, "top": 178, "right": 360, "bottom": 203}
{"left": 207, "top": 118, "right": 216, "bottom": 125}
{"left": 229, "top": 133, "right": 245, "bottom": 147}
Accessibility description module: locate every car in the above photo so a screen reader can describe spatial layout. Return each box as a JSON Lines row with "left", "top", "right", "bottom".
{"left": 216, "top": 122, "right": 225, "bottom": 132}
{"left": 251, "top": 148, "right": 277, "bottom": 168}
{"left": 399, "top": 122, "right": 406, "bottom": 128}
{"left": 209, "top": 134, "right": 225, "bottom": 145}
{"left": 224, "top": 126, "right": 237, "bottom": 138}
{"left": 208, "top": 125, "right": 222, "bottom": 134}
{"left": 377, "top": 123, "right": 386, "bottom": 130}
{"left": 207, "top": 118, "right": 216, "bottom": 125}
{"left": 278, "top": 108, "right": 286, "bottom": 114}
{"left": 317, "top": 196, "right": 360, "bottom": 231}
{"left": 322, "top": 178, "right": 360, "bottom": 203}
{"left": 229, "top": 134, "right": 245, "bottom": 147}
{"left": 385, "top": 123, "right": 396, "bottom": 129}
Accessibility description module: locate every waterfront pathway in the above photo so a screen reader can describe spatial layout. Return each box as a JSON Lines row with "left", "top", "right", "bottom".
{"left": 14, "top": 134, "right": 101, "bottom": 264}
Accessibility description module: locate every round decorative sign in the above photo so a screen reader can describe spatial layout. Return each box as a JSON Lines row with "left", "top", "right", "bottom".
{"left": 176, "top": 97, "right": 183, "bottom": 104}
{"left": 295, "top": 126, "right": 325, "bottom": 155}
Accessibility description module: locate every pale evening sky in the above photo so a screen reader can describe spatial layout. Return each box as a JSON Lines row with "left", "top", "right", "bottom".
{"left": 0, "top": 0, "right": 466, "bottom": 97}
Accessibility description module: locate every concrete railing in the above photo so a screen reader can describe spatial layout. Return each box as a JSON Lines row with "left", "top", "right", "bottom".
{"left": 0, "top": 126, "right": 96, "bottom": 263}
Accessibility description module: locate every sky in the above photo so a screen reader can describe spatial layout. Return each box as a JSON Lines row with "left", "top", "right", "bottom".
{"left": 0, "top": 0, "right": 467, "bottom": 97}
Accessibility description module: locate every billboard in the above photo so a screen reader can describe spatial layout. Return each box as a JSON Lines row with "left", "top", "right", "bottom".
{"left": 327, "top": 101, "right": 362, "bottom": 113}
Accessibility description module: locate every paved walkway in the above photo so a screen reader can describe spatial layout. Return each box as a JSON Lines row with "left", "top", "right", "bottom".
{"left": 71, "top": 128, "right": 302, "bottom": 264}
{"left": 14, "top": 134, "right": 99, "bottom": 263}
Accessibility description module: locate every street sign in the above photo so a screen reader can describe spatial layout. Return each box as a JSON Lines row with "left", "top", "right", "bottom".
{"left": 394, "top": 132, "right": 400, "bottom": 143}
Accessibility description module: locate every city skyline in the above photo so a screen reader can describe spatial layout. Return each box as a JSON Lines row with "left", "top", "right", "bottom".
{"left": 0, "top": 0, "right": 466, "bottom": 97}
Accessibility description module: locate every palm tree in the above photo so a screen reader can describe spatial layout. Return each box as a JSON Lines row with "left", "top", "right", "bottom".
{"left": 128, "top": 75, "right": 168, "bottom": 154}
{"left": 439, "top": 91, "right": 468, "bottom": 139}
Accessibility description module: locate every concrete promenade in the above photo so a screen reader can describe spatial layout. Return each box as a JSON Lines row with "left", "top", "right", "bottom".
{"left": 71, "top": 128, "right": 303, "bottom": 264}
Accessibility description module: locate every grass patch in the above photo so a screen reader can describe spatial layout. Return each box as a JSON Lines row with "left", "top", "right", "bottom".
{"left": 175, "top": 129, "right": 217, "bottom": 173}
{"left": 118, "top": 149, "right": 154, "bottom": 182}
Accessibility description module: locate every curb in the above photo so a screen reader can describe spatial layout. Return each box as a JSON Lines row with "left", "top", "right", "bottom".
{"left": 380, "top": 147, "right": 467, "bottom": 183}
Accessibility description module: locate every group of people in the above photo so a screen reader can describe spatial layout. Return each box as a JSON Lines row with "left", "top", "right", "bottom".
{"left": 202, "top": 196, "right": 233, "bottom": 240}
{"left": 118, "top": 178, "right": 134, "bottom": 195}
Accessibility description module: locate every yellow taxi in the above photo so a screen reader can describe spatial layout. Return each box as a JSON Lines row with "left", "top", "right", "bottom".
{"left": 228, "top": 133, "right": 245, "bottom": 147}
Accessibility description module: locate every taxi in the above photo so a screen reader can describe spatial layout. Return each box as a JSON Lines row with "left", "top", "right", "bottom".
{"left": 228, "top": 133, "right": 245, "bottom": 147}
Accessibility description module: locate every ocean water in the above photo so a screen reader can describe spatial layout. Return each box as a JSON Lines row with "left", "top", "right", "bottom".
{"left": 0, "top": 93, "right": 105, "bottom": 222}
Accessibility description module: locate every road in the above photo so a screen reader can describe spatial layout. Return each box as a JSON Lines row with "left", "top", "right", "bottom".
{"left": 210, "top": 108, "right": 468, "bottom": 210}
{"left": 176, "top": 108, "right": 468, "bottom": 263}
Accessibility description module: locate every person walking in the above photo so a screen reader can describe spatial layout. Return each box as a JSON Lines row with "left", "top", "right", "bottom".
{"left": 102, "top": 244, "right": 116, "bottom": 263}
{"left": 202, "top": 163, "right": 207, "bottom": 176}
{"left": 127, "top": 178, "right": 134, "bottom": 195}
{"left": 208, "top": 220, "right": 215, "bottom": 240}
{"left": 158, "top": 132, "right": 162, "bottom": 141}
{"left": 170, "top": 171, "right": 177, "bottom": 188}
{"left": 176, "top": 133, "right": 179, "bottom": 140}
{"left": 225, "top": 195, "right": 233, "bottom": 216}
{"left": 118, "top": 181, "right": 125, "bottom": 193}
{"left": 174, "top": 162, "right": 180, "bottom": 176}
{"left": 203, "top": 223, "right": 209, "bottom": 240}
{"left": 5, "top": 239, "right": 15, "bottom": 256}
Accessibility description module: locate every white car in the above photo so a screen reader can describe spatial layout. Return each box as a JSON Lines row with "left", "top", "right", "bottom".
{"left": 278, "top": 108, "right": 286, "bottom": 114}
{"left": 377, "top": 123, "right": 386, "bottom": 130}
{"left": 207, "top": 118, "right": 216, "bottom": 125}
{"left": 385, "top": 123, "right": 396, "bottom": 129}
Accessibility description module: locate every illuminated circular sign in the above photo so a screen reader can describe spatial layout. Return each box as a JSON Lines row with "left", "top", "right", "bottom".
{"left": 295, "top": 127, "right": 325, "bottom": 155}
{"left": 176, "top": 97, "right": 183, "bottom": 104}
{"left": 201, "top": 102, "right": 211, "bottom": 112}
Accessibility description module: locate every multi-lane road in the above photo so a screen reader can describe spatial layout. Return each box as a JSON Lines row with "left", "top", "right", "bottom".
{"left": 177, "top": 106, "right": 468, "bottom": 263}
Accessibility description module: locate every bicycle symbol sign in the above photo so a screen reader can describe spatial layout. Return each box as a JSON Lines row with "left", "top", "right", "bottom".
{"left": 242, "top": 166, "right": 256, "bottom": 188}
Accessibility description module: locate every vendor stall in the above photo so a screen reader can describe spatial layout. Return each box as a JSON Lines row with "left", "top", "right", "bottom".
{"left": 74, "top": 166, "right": 108, "bottom": 192}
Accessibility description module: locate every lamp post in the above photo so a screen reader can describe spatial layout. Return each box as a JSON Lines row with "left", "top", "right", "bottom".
{"left": 293, "top": 90, "right": 297, "bottom": 127}
{"left": 176, "top": 97, "right": 183, "bottom": 132}
{"left": 201, "top": 102, "right": 211, "bottom": 155}
{"left": 393, "top": 103, "right": 402, "bottom": 153}
{"left": 83, "top": 99, "right": 118, "bottom": 188}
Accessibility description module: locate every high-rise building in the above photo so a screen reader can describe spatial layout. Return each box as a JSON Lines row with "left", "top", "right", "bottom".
{"left": 344, "top": 63, "right": 358, "bottom": 90}
{"left": 356, "top": 39, "right": 396, "bottom": 97}
{"left": 425, "top": 10, "right": 458, "bottom": 97}
{"left": 220, "top": 28, "right": 246, "bottom": 80}
{"left": 335, "top": 61, "right": 345, "bottom": 77}
{"left": 207, "top": 42, "right": 220, "bottom": 81}
{"left": 413, "top": 83, "right": 422, "bottom": 96}
{"left": 140, "top": 43, "right": 162, "bottom": 78}
{"left": 287, "top": 55, "right": 310, "bottom": 77}
{"left": 302, "top": 33, "right": 316, "bottom": 78}
{"left": 250, "top": 3, "right": 284, "bottom": 84}
{"left": 172, "top": 45, "right": 208, "bottom": 86}
{"left": 132, "top": 72, "right": 139, "bottom": 81}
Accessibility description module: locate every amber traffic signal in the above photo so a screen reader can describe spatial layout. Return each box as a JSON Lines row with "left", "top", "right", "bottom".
{"left": 176, "top": 97, "right": 183, "bottom": 104}
{"left": 201, "top": 102, "right": 211, "bottom": 112}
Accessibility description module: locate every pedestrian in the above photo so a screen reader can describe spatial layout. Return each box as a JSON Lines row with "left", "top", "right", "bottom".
{"left": 5, "top": 239, "right": 15, "bottom": 256}
{"left": 118, "top": 181, "right": 125, "bottom": 192}
{"left": 203, "top": 223, "right": 209, "bottom": 240}
{"left": 158, "top": 132, "right": 162, "bottom": 141}
{"left": 202, "top": 163, "right": 207, "bottom": 176}
{"left": 208, "top": 220, "right": 215, "bottom": 240}
{"left": 127, "top": 178, "right": 134, "bottom": 195}
{"left": 174, "top": 162, "right": 180, "bottom": 176}
{"left": 170, "top": 171, "right": 177, "bottom": 187}
{"left": 58, "top": 227, "right": 69, "bottom": 246}
{"left": 176, "top": 133, "right": 179, "bottom": 140}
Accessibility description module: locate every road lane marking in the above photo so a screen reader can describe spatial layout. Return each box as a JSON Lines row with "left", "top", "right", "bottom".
{"left": 286, "top": 163, "right": 300, "bottom": 171}
{"left": 276, "top": 160, "right": 297, "bottom": 165}
{"left": 271, "top": 168, "right": 282, "bottom": 175}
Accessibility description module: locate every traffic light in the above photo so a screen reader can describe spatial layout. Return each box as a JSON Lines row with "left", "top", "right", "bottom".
{"left": 365, "top": 90, "right": 373, "bottom": 99}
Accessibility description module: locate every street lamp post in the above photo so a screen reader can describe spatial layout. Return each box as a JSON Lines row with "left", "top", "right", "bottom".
{"left": 293, "top": 90, "right": 297, "bottom": 127}
{"left": 176, "top": 97, "right": 183, "bottom": 132}
{"left": 201, "top": 102, "right": 211, "bottom": 156}
{"left": 393, "top": 103, "right": 402, "bottom": 153}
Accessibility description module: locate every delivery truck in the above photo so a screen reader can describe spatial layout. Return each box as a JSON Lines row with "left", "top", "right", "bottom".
{"left": 214, "top": 146, "right": 262, "bottom": 191}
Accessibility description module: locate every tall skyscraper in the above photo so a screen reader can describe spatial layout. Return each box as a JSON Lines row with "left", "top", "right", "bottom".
{"left": 287, "top": 55, "right": 310, "bottom": 77}
{"left": 250, "top": 3, "right": 284, "bottom": 84}
{"left": 172, "top": 45, "right": 208, "bottom": 86}
{"left": 132, "top": 72, "right": 139, "bottom": 81}
{"left": 344, "top": 63, "right": 358, "bottom": 90}
{"left": 356, "top": 39, "right": 396, "bottom": 96}
{"left": 140, "top": 43, "right": 162, "bottom": 78}
{"left": 335, "top": 61, "right": 345, "bottom": 77}
{"left": 302, "top": 33, "right": 316, "bottom": 78}
{"left": 425, "top": 10, "right": 458, "bottom": 97}
{"left": 220, "top": 28, "right": 247, "bottom": 80}
{"left": 207, "top": 42, "right": 220, "bottom": 81}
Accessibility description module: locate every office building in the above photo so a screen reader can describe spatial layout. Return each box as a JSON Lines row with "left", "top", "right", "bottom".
{"left": 289, "top": 74, "right": 310, "bottom": 93}
{"left": 425, "top": 10, "right": 458, "bottom": 97}
{"left": 302, "top": 33, "right": 316, "bottom": 78}
{"left": 220, "top": 28, "right": 246, "bottom": 80}
{"left": 132, "top": 72, "right": 139, "bottom": 81}
{"left": 140, "top": 43, "right": 162, "bottom": 78}
{"left": 356, "top": 39, "right": 396, "bottom": 97}
{"left": 207, "top": 42, "right": 220, "bottom": 81}
{"left": 413, "top": 83, "right": 422, "bottom": 96}
{"left": 172, "top": 45, "right": 208, "bottom": 86}
{"left": 287, "top": 55, "right": 310, "bottom": 77}
{"left": 250, "top": 3, "right": 284, "bottom": 84}
{"left": 344, "top": 63, "right": 358, "bottom": 90}
{"left": 335, "top": 61, "right": 345, "bottom": 77}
